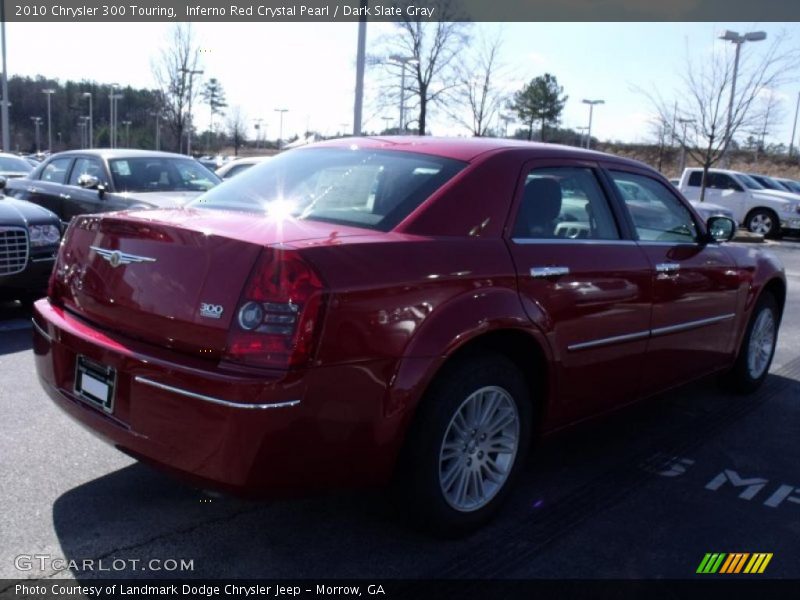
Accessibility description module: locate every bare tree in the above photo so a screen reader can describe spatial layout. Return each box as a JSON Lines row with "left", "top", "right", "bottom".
{"left": 152, "top": 24, "right": 202, "bottom": 153}
{"left": 644, "top": 33, "right": 799, "bottom": 201}
{"left": 226, "top": 106, "right": 248, "bottom": 156}
{"left": 450, "top": 30, "right": 506, "bottom": 136}
{"left": 374, "top": 2, "right": 470, "bottom": 135}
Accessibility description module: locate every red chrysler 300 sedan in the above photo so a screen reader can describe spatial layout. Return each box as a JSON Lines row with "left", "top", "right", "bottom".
{"left": 33, "top": 137, "right": 784, "bottom": 533}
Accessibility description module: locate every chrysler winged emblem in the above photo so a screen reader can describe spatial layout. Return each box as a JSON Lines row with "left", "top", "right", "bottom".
{"left": 90, "top": 246, "right": 157, "bottom": 268}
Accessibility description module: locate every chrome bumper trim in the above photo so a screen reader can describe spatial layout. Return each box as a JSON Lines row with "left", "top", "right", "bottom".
{"left": 134, "top": 376, "right": 301, "bottom": 410}
{"left": 31, "top": 318, "right": 52, "bottom": 342}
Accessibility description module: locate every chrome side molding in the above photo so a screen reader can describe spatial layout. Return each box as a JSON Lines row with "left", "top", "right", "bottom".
{"left": 655, "top": 263, "right": 680, "bottom": 273}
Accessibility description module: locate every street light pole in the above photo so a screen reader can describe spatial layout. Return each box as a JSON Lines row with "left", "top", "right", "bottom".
{"left": 82, "top": 92, "right": 93, "bottom": 148}
{"left": 30, "top": 116, "right": 42, "bottom": 152}
{"left": 719, "top": 30, "right": 767, "bottom": 163}
{"left": 389, "top": 55, "right": 418, "bottom": 132}
{"left": 352, "top": 0, "right": 367, "bottom": 136}
{"left": 582, "top": 99, "right": 605, "bottom": 149}
{"left": 274, "top": 109, "right": 288, "bottom": 150}
{"left": 121, "top": 120, "right": 132, "bottom": 147}
{"left": 789, "top": 91, "right": 800, "bottom": 158}
{"left": 677, "top": 117, "right": 696, "bottom": 174}
{"left": 0, "top": 2, "right": 10, "bottom": 151}
{"left": 42, "top": 88, "right": 55, "bottom": 152}
{"left": 180, "top": 67, "right": 203, "bottom": 155}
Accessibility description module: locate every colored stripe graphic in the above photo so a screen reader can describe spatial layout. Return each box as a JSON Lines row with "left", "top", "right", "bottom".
{"left": 700, "top": 552, "right": 773, "bottom": 574}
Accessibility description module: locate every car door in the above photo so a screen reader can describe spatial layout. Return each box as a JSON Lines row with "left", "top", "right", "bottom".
{"left": 25, "top": 156, "right": 74, "bottom": 223}
{"left": 708, "top": 172, "right": 748, "bottom": 222}
{"left": 62, "top": 156, "right": 113, "bottom": 221}
{"left": 506, "top": 159, "right": 653, "bottom": 425}
{"left": 605, "top": 167, "right": 740, "bottom": 393}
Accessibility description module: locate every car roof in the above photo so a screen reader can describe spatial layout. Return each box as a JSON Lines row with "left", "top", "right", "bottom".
{"left": 304, "top": 136, "right": 650, "bottom": 168}
{"left": 46, "top": 149, "right": 193, "bottom": 161}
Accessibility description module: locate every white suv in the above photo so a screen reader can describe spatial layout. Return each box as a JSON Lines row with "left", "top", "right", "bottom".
{"left": 678, "top": 168, "right": 800, "bottom": 238}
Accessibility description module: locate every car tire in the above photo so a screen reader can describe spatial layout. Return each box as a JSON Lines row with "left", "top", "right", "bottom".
{"left": 719, "top": 292, "right": 779, "bottom": 394}
{"left": 396, "top": 354, "right": 532, "bottom": 536}
{"left": 746, "top": 209, "right": 781, "bottom": 239}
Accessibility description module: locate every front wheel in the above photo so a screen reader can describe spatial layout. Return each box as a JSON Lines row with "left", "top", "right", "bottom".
{"left": 746, "top": 209, "right": 781, "bottom": 239}
{"left": 397, "top": 355, "right": 532, "bottom": 536}
{"left": 719, "top": 293, "right": 779, "bottom": 393}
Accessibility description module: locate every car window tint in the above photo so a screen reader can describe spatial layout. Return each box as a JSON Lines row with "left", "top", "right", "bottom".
{"left": 68, "top": 158, "right": 106, "bottom": 186}
{"left": 610, "top": 171, "right": 698, "bottom": 243}
{"left": 39, "top": 157, "right": 72, "bottom": 184}
{"left": 688, "top": 171, "right": 702, "bottom": 186}
{"left": 223, "top": 163, "right": 254, "bottom": 179}
{"left": 512, "top": 167, "right": 619, "bottom": 240}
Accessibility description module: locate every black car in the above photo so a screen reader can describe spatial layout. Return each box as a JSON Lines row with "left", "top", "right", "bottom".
{"left": 5, "top": 149, "right": 221, "bottom": 227}
{"left": 0, "top": 177, "right": 61, "bottom": 302}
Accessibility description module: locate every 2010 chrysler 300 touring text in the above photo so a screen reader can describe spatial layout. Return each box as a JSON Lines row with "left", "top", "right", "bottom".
{"left": 32, "top": 137, "right": 785, "bottom": 534}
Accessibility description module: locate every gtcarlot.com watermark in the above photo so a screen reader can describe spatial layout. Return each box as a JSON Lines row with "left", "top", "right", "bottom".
{"left": 15, "top": 554, "right": 194, "bottom": 573}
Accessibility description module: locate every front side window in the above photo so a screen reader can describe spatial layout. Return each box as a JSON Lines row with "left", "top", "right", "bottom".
{"left": 512, "top": 167, "right": 619, "bottom": 240}
{"left": 735, "top": 173, "right": 763, "bottom": 191}
{"left": 191, "top": 148, "right": 466, "bottom": 231}
{"left": 109, "top": 158, "right": 221, "bottom": 193}
{"left": 68, "top": 158, "right": 107, "bottom": 186}
{"left": 611, "top": 171, "right": 698, "bottom": 243}
{"left": 39, "top": 157, "right": 72, "bottom": 184}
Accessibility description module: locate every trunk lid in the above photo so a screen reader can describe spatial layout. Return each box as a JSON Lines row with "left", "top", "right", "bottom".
{"left": 51, "top": 208, "right": 369, "bottom": 356}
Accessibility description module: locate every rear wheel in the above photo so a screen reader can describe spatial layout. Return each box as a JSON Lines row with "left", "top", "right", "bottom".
{"left": 397, "top": 355, "right": 532, "bottom": 536}
{"left": 746, "top": 209, "right": 781, "bottom": 239}
{"left": 719, "top": 293, "right": 779, "bottom": 393}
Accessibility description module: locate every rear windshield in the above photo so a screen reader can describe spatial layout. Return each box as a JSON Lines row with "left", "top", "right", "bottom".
{"left": 190, "top": 148, "right": 466, "bottom": 231}
{"left": 0, "top": 155, "right": 33, "bottom": 173}
{"left": 109, "top": 157, "right": 220, "bottom": 193}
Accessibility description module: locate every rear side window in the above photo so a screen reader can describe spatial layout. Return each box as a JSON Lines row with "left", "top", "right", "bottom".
{"left": 513, "top": 167, "right": 619, "bottom": 240}
{"left": 688, "top": 171, "right": 702, "bottom": 186}
{"left": 610, "top": 171, "right": 698, "bottom": 243}
{"left": 40, "top": 157, "right": 72, "bottom": 184}
{"left": 192, "top": 148, "right": 466, "bottom": 231}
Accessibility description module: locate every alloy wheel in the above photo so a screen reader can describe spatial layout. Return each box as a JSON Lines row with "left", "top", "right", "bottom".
{"left": 438, "top": 385, "right": 520, "bottom": 513}
{"left": 747, "top": 308, "right": 776, "bottom": 379}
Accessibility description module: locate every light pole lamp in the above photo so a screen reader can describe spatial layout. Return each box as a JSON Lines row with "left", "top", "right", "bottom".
{"left": 388, "top": 55, "right": 418, "bottom": 132}
{"left": 718, "top": 30, "right": 767, "bottom": 161}
{"left": 78, "top": 116, "right": 90, "bottom": 149}
{"left": 575, "top": 126, "right": 589, "bottom": 148}
{"left": 274, "top": 109, "right": 288, "bottom": 150}
{"left": 42, "top": 88, "right": 55, "bottom": 152}
{"left": 82, "top": 92, "right": 93, "bottom": 148}
{"left": 581, "top": 99, "right": 604, "bottom": 149}
{"left": 381, "top": 116, "right": 393, "bottom": 133}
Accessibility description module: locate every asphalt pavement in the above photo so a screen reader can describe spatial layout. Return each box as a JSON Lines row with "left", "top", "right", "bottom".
{"left": 1, "top": 240, "right": 799, "bottom": 583}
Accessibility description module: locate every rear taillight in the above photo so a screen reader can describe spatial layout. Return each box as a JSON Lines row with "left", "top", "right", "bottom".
{"left": 224, "top": 249, "right": 325, "bottom": 369}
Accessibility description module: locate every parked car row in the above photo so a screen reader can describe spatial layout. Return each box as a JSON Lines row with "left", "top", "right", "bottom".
{"left": 678, "top": 167, "right": 800, "bottom": 238}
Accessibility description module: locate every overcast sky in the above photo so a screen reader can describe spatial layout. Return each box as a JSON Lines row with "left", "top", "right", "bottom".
{"left": 5, "top": 21, "right": 800, "bottom": 146}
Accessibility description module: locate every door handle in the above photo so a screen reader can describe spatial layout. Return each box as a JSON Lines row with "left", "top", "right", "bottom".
{"left": 530, "top": 266, "right": 570, "bottom": 278}
{"left": 655, "top": 263, "right": 680, "bottom": 273}
{"left": 59, "top": 193, "right": 71, "bottom": 200}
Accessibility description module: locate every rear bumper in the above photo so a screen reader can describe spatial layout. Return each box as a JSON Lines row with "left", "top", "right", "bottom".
{"left": 32, "top": 299, "right": 403, "bottom": 494}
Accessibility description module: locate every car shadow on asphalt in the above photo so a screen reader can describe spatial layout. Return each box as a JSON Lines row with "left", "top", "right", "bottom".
{"left": 50, "top": 367, "right": 800, "bottom": 580}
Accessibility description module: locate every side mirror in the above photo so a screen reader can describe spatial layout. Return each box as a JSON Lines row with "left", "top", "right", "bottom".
{"left": 0, "top": 175, "right": 6, "bottom": 190}
{"left": 706, "top": 216, "right": 736, "bottom": 242}
{"left": 77, "top": 174, "right": 100, "bottom": 189}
